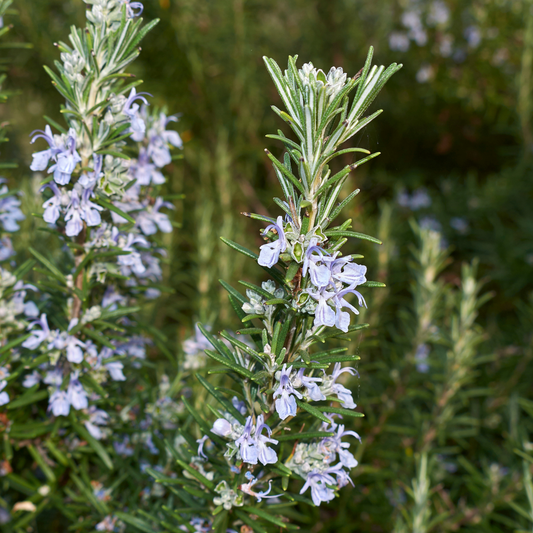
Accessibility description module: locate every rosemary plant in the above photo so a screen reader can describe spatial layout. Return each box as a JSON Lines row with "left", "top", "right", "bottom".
{"left": 141, "top": 50, "right": 401, "bottom": 532}
{"left": 1, "top": 1, "right": 182, "bottom": 529}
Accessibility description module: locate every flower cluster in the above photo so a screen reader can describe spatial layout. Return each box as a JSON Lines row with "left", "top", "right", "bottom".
{"left": 257, "top": 217, "right": 368, "bottom": 332}
{"left": 17, "top": 0, "right": 181, "bottom": 435}
{"left": 210, "top": 412, "right": 278, "bottom": 466}
{"left": 287, "top": 419, "right": 360, "bottom": 505}
{"left": 148, "top": 54, "right": 400, "bottom": 531}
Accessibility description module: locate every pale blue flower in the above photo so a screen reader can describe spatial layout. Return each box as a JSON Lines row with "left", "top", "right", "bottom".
{"left": 332, "top": 283, "right": 366, "bottom": 332}
{"left": 300, "top": 467, "right": 340, "bottom": 506}
{"left": 117, "top": 233, "right": 149, "bottom": 276}
{"left": 415, "top": 343, "right": 430, "bottom": 373}
{"left": 137, "top": 197, "right": 173, "bottom": 235}
{"left": 255, "top": 414, "right": 278, "bottom": 465}
{"left": 23, "top": 371, "right": 41, "bottom": 388}
{"left": 212, "top": 418, "right": 233, "bottom": 437}
{"left": 64, "top": 189, "right": 84, "bottom": 236}
{"left": 307, "top": 287, "right": 336, "bottom": 328}
{"left": 303, "top": 242, "right": 333, "bottom": 289}
{"left": 330, "top": 363, "right": 358, "bottom": 409}
{"left": 48, "top": 319, "right": 85, "bottom": 363}
{"left": 319, "top": 421, "right": 360, "bottom": 468}
{"left": 67, "top": 372, "right": 88, "bottom": 410}
{"left": 130, "top": 148, "right": 165, "bottom": 185}
{"left": 43, "top": 369, "right": 63, "bottom": 388}
{"left": 102, "top": 287, "right": 128, "bottom": 310}
{"left": 78, "top": 154, "right": 103, "bottom": 189}
{"left": 0, "top": 179, "right": 25, "bottom": 232}
{"left": 0, "top": 380, "right": 9, "bottom": 406}
{"left": 22, "top": 313, "right": 50, "bottom": 350}
{"left": 65, "top": 187, "right": 103, "bottom": 237}
{"left": 146, "top": 112, "right": 182, "bottom": 167}
{"left": 235, "top": 416, "right": 258, "bottom": 464}
{"left": 49, "top": 389, "right": 70, "bottom": 416}
{"left": 85, "top": 407, "right": 109, "bottom": 440}
{"left": 196, "top": 435, "right": 209, "bottom": 459}
{"left": 123, "top": 88, "right": 151, "bottom": 140}
{"left": 240, "top": 472, "right": 282, "bottom": 502}
{"left": 41, "top": 182, "right": 63, "bottom": 224}
{"left": 273, "top": 364, "right": 302, "bottom": 420}
{"left": 48, "top": 129, "right": 82, "bottom": 185}
{"left": 331, "top": 259, "right": 367, "bottom": 286}
{"left": 258, "top": 216, "right": 287, "bottom": 268}
{"left": 30, "top": 125, "right": 60, "bottom": 171}
{"left": 122, "top": 0, "right": 144, "bottom": 18}
{"left": 295, "top": 368, "right": 325, "bottom": 401}
{"left": 102, "top": 348, "right": 126, "bottom": 381}
{"left": 114, "top": 436, "right": 134, "bottom": 456}
{"left": 231, "top": 396, "right": 247, "bottom": 415}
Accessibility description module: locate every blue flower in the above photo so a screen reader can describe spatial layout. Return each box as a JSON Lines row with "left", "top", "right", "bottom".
{"left": 146, "top": 113, "right": 182, "bottom": 167}
{"left": 258, "top": 216, "right": 287, "bottom": 268}
{"left": 307, "top": 287, "right": 336, "bottom": 328}
{"left": 41, "top": 182, "right": 63, "bottom": 224}
{"left": 0, "top": 179, "right": 25, "bottom": 232}
{"left": 294, "top": 368, "right": 325, "bottom": 401}
{"left": 22, "top": 314, "right": 50, "bottom": 350}
{"left": 273, "top": 364, "right": 302, "bottom": 420}
{"left": 0, "top": 380, "right": 9, "bottom": 406}
{"left": 235, "top": 416, "right": 258, "bottom": 465}
{"left": 78, "top": 154, "right": 103, "bottom": 189}
{"left": 0, "top": 236, "right": 14, "bottom": 261}
{"left": 300, "top": 467, "right": 341, "bottom": 506}
{"left": 196, "top": 435, "right": 209, "bottom": 459}
{"left": 130, "top": 148, "right": 165, "bottom": 185}
{"left": 45, "top": 128, "right": 82, "bottom": 185}
{"left": 136, "top": 197, "right": 173, "bottom": 235}
{"left": 330, "top": 363, "right": 358, "bottom": 409}
{"left": 240, "top": 472, "right": 282, "bottom": 502}
{"left": 22, "top": 371, "right": 41, "bottom": 388}
{"left": 331, "top": 260, "right": 367, "bottom": 286}
{"left": 254, "top": 414, "right": 278, "bottom": 465}
{"left": 123, "top": 88, "right": 151, "bottom": 141}
{"left": 85, "top": 407, "right": 109, "bottom": 440}
{"left": 303, "top": 242, "right": 333, "bottom": 289}
{"left": 212, "top": 418, "right": 233, "bottom": 437}
{"left": 0, "top": 368, "right": 10, "bottom": 406}
{"left": 319, "top": 421, "right": 360, "bottom": 468}
{"left": 332, "top": 283, "right": 366, "bottom": 332}
{"left": 67, "top": 372, "right": 88, "bottom": 410}
{"left": 122, "top": 0, "right": 144, "bottom": 18}
{"left": 49, "top": 389, "right": 70, "bottom": 417}
{"left": 30, "top": 125, "right": 60, "bottom": 171}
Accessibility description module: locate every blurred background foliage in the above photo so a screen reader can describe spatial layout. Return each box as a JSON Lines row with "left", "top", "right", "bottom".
{"left": 2, "top": 0, "right": 533, "bottom": 531}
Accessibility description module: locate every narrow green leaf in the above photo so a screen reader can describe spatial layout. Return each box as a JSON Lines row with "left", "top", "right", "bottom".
{"left": 220, "top": 237, "right": 258, "bottom": 260}
{"left": 324, "top": 230, "right": 382, "bottom": 245}
{"left": 316, "top": 406, "right": 364, "bottom": 417}
{"left": 219, "top": 279, "right": 246, "bottom": 304}
{"left": 205, "top": 349, "right": 254, "bottom": 379}
{"left": 29, "top": 247, "right": 66, "bottom": 282}
{"left": 242, "top": 505, "right": 290, "bottom": 528}
{"left": 195, "top": 373, "right": 246, "bottom": 424}
{"left": 115, "top": 512, "right": 154, "bottom": 533}
{"left": 96, "top": 197, "right": 136, "bottom": 224}
{"left": 296, "top": 400, "right": 331, "bottom": 423}
{"left": 175, "top": 459, "right": 214, "bottom": 490}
